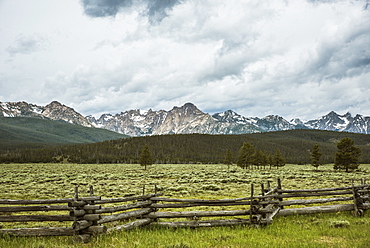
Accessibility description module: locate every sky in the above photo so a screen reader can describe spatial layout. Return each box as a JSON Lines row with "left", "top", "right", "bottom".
{"left": 1, "top": 0, "right": 369, "bottom": 121}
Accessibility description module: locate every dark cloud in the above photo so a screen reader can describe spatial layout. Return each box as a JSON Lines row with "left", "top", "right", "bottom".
{"left": 146, "top": 0, "right": 182, "bottom": 23}
{"left": 80, "top": 0, "right": 133, "bottom": 17}
{"left": 305, "top": 31, "right": 370, "bottom": 82}
{"left": 81, "top": 0, "right": 183, "bottom": 23}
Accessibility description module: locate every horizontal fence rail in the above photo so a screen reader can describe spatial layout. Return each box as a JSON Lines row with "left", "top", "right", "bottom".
{"left": 0, "top": 178, "right": 369, "bottom": 243}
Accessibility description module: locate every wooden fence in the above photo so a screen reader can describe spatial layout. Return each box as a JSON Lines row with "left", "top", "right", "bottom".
{"left": 0, "top": 179, "right": 369, "bottom": 242}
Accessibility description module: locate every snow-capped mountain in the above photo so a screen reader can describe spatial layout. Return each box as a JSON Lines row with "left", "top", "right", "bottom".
{"left": 0, "top": 101, "right": 93, "bottom": 127}
{"left": 305, "top": 111, "right": 370, "bottom": 133}
{"left": 1, "top": 101, "right": 370, "bottom": 136}
{"left": 86, "top": 103, "right": 262, "bottom": 136}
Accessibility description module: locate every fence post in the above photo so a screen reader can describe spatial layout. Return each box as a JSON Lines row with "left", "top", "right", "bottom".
{"left": 261, "top": 183, "right": 265, "bottom": 197}
{"left": 277, "top": 178, "right": 283, "bottom": 209}
{"left": 71, "top": 186, "right": 103, "bottom": 243}
{"left": 352, "top": 180, "right": 363, "bottom": 217}
{"left": 86, "top": 185, "right": 102, "bottom": 232}
{"left": 250, "top": 183, "right": 254, "bottom": 223}
{"left": 71, "top": 185, "right": 91, "bottom": 243}
{"left": 151, "top": 185, "right": 159, "bottom": 223}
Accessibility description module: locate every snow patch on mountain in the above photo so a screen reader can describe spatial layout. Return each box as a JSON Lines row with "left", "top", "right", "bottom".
{"left": 2, "top": 101, "right": 370, "bottom": 136}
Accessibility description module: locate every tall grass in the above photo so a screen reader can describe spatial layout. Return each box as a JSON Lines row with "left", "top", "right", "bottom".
{"left": 0, "top": 163, "right": 369, "bottom": 247}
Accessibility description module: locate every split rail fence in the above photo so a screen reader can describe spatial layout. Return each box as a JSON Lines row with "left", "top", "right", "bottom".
{"left": 0, "top": 179, "right": 369, "bottom": 242}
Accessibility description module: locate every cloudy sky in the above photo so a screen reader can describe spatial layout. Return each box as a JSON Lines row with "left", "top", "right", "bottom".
{"left": 1, "top": 0, "right": 369, "bottom": 120}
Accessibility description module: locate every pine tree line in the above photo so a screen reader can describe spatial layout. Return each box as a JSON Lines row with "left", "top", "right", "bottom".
{"left": 0, "top": 130, "right": 369, "bottom": 166}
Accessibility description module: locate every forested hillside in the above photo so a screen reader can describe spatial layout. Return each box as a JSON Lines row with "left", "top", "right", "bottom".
{"left": 0, "top": 117, "right": 128, "bottom": 151}
{"left": 1, "top": 129, "right": 369, "bottom": 164}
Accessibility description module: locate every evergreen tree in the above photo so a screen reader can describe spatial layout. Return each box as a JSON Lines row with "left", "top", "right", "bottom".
{"left": 139, "top": 145, "right": 153, "bottom": 170}
{"left": 273, "top": 149, "right": 286, "bottom": 168}
{"left": 334, "top": 138, "right": 361, "bottom": 172}
{"left": 311, "top": 144, "right": 322, "bottom": 170}
{"left": 224, "top": 149, "right": 234, "bottom": 170}
{"left": 252, "top": 149, "right": 265, "bottom": 169}
{"left": 260, "top": 151, "right": 269, "bottom": 169}
{"left": 267, "top": 154, "right": 274, "bottom": 169}
{"left": 237, "top": 142, "right": 255, "bottom": 169}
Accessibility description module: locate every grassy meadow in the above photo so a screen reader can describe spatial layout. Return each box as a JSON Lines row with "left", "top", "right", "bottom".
{"left": 0, "top": 163, "right": 369, "bottom": 247}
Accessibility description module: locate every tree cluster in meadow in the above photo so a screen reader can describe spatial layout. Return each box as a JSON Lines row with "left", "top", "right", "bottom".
{"left": 233, "top": 143, "right": 285, "bottom": 169}
{"left": 310, "top": 137, "right": 362, "bottom": 172}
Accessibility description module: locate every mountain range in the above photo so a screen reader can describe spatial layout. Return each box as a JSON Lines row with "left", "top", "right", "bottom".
{"left": 1, "top": 101, "right": 370, "bottom": 136}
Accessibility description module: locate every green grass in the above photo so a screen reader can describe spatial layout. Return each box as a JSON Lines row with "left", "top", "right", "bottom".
{"left": 0, "top": 163, "right": 368, "bottom": 199}
{"left": 1, "top": 212, "right": 369, "bottom": 248}
{"left": 0, "top": 163, "right": 369, "bottom": 247}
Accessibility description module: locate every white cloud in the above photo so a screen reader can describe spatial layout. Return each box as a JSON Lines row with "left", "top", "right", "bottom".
{"left": 0, "top": 0, "right": 369, "bottom": 120}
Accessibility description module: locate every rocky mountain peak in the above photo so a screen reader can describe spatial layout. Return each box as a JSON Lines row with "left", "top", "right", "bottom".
{"left": 46, "top": 100, "right": 63, "bottom": 107}
{"left": 344, "top": 112, "right": 352, "bottom": 117}
{"left": 0, "top": 101, "right": 43, "bottom": 117}
{"left": 0, "top": 101, "right": 92, "bottom": 127}
{"left": 1, "top": 100, "right": 370, "bottom": 136}
{"left": 42, "top": 101, "right": 92, "bottom": 127}
{"left": 213, "top": 110, "right": 243, "bottom": 122}
{"left": 290, "top": 118, "right": 304, "bottom": 125}
{"left": 172, "top": 102, "right": 201, "bottom": 114}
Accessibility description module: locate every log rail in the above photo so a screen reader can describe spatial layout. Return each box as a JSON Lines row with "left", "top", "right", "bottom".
{"left": 0, "top": 178, "right": 369, "bottom": 242}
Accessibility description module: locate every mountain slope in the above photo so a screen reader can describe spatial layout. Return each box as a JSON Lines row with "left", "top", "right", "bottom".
{"left": 0, "top": 117, "right": 128, "bottom": 150}
{"left": 0, "top": 101, "right": 92, "bottom": 127}
{"left": 2, "top": 101, "right": 370, "bottom": 136}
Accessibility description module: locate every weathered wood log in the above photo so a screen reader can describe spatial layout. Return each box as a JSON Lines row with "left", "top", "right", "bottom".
{"left": 82, "top": 214, "right": 101, "bottom": 221}
{"left": 81, "top": 226, "right": 107, "bottom": 234}
{"left": 250, "top": 183, "right": 254, "bottom": 222}
{"left": 70, "top": 209, "right": 86, "bottom": 217}
{"left": 0, "top": 215, "right": 74, "bottom": 222}
{"left": 352, "top": 183, "right": 360, "bottom": 216}
{"left": 152, "top": 198, "right": 321, "bottom": 209}
{"left": 152, "top": 192, "right": 282, "bottom": 203}
{"left": 73, "top": 234, "right": 92, "bottom": 243}
{"left": 264, "top": 207, "right": 280, "bottom": 223}
{"left": 73, "top": 220, "right": 92, "bottom": 231}
{"left": 83, "top": 205, "right": 101, "bottom": 210}
{"left": 151, "top": 196, "right": 257, "bottom": 203}
{"left": 362, "top": 203, "right": 370, "bottom": 209}
{"left": 108, "top": 218, "right": 153, "bottom": 232}
{"left": 96, "top": 200, "right": 152, "bottom": 214}
{"left": 276, "top": 178, "right": 283, "bottom": 208}
{"left": 145, "top": 209, "right": 272, "bottom": 219}
{"left": 151, "top": 197, "right": 244, "bottom": 203}
{"left": 0, "top": 196, "right": 101, "bottom": 205}
{"left": 0, "top": 205, "right": 72, "bottom": 212}
{"left": 361, "top": 196, "right": 370, "bottom": 201}
{"left": 278, "top": 185, "right": 369, "bottom": 193}
{"left": 150, "top": 201, "right": 269, "bottom": 208}
{"left": 153, "top": 219, "right": 253, "bottom": 228}
{"left": 277, "top": 204, "right": 355, "bottom": 216}
{"left": 68, "top": 201, "right": 87, "bottom": 207}
{"left": 358, "top": 189, "right": 370, "bottom": 193}
{"left": 98, "top": 208, "right": 152, "bottom": 224}
{"left": 279, "top": 196, "right": 354, "bottom": 206}
{"left": 0, "top": 227, "right": 75, "bottom": 236}
{"left": 276, "top": 191, "right": 353, "bottom": 199}
{"left": 95, "top": 193, "right": 163, "bottom": 204}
